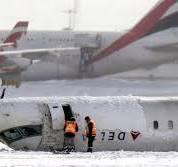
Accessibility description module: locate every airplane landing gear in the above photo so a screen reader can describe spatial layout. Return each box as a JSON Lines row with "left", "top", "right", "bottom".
{"left": 1, "top": 79, "right": 21, "bottom": 88}
{"left": 0, "top": 88, "right": 6, "bottom": 99}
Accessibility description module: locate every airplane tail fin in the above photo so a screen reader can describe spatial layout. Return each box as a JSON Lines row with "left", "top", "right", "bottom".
{"left": 91, "top": 0, "right": 178, "bottom": 63}
{"left": 3, "top": 21, "right": 29, "bottom": 47}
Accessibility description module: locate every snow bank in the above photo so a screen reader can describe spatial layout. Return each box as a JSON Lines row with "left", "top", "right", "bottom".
{"left": 5, "top": 78, "right": 178, "bottom": 98}
{"left": 0, "top": 142, "right": 13, "bottom": 151}
{"left": 0, "top": 151, "right": 178, "bottom": 167}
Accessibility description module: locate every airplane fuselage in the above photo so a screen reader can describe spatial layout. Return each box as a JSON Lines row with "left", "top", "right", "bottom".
{"left": 1, "top": 1, "right": 178, "bottom": 83}
{"left": 0, "top": 96, "right": 178, "bottom": 152}
{"left": 17, "top": 29, "right": 178, "bottom": 81}
{"left": 0, "top": 30, "right": 121, "bottom": 80}
{"left": 0, "top": 27, "right": 178, "bottom": 81}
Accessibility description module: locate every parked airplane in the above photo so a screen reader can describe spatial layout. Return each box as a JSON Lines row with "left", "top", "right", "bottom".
{"left": 1, "top": 0, "right": 178, "bottom": 85}
{"left": 0, "top": 96, "right": 177, "bottom": 152}
{"left": 20, "top": 0, "right": 178, "bottom": 81}
{"left": 0, "top": 19, "right": 80, "bottom": 88}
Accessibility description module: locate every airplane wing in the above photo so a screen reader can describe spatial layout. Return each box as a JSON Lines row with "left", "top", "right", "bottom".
{"left": 0, "top": 47, "right": 80, "bottom": 88}
{"left": 0, "top": 47, "right": 80, "bottom": 56}
{"left": 0, "top": 47, "right": 80, "bottom": 61}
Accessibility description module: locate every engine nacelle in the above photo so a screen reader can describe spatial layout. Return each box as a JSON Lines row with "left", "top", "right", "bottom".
{"left": 10, "top": 57, "right": 32, "bottom": 71}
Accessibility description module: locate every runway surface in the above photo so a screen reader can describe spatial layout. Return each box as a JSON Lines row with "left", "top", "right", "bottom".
{"left": 0, "top": 150, "right": 178, "bottom": 167}
{"left": 4, "top": 76, "right": 178, "bottom": 98}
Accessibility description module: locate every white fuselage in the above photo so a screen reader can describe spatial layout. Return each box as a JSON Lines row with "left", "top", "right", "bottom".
{"left": 0, "top": 96, "right": 178, "bottom": 152}
{"left": 0, "top": 30, "right": 120, "bottom": 80}
{"left": 0, "top": 29, "right": 177, "bottom": 81}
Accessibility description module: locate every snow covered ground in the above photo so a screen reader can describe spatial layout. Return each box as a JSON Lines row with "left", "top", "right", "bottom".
{"left": 0, "top": 140, "right": 177, "bottom": 167}
{"left": 4, "top": 76, "right": 178, "bottom": 98}
{"left": 0, "top": 150, "right": 178, "bottom": 167}
{"left": 1, "top": 75, "right": 178, "bottom": 166}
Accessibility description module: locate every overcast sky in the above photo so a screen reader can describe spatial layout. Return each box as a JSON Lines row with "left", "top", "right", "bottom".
{"left": 0, "top": 0, "right": 157, "bottom": 31}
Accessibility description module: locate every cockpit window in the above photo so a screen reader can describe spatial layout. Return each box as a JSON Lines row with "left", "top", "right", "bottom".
{"left": 19, "top": 126, "right": 42, "bottom": 137}
{"left": 0, "top": 125, "right": 42, "bottom": 143}
{"left": 3, "top": 129, "right": 21, "bottom": 142}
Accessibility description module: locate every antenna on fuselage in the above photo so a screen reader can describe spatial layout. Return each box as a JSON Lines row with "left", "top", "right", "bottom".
{"left": 62, "top": 0, "right": 79, "bottom": 30}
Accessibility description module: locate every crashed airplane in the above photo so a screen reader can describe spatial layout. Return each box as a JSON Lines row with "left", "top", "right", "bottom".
{"left": 0, "top": 96, "right": 177, "bottom": 152}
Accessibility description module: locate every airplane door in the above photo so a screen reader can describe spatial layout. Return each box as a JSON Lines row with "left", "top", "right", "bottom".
{"left": 39, "top": 103, "right": 75, "bottom": 150}
{"left": 47, "top": 103, "right": 65, "bottom": 130}
{"left": 38, "top": 103, "right": 65, "bottom": 151}
{"left": 44, "top": 103, "right": 78, "bottom": 130}
{"left": 47, "top": 103, "right": 75, "bottom": 129}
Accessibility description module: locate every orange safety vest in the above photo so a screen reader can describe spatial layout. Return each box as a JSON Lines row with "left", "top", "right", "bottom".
{"left": 65, "top": 121, "right": 77, "bottom": 134}
{"left": 86, "top": 120, "right": 96, "bottom": 136}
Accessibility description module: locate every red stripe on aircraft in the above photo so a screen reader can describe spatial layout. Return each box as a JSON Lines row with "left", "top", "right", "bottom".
{"left": 91, "top": 0, "right": 176, "bottom": 63}
{"left": 4, "top": 21, "right": 28, "bottom": 44}
{"left": 4, "top": 31, "right": 24, "bottom": 44}
{"left": 14, "top": 21, "right": 28, "bottom": 28}
{"left": 1, "top": 67, "right": 17, "bottom": 72}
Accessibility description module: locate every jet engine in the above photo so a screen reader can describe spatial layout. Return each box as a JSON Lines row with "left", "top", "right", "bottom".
{"left": 0, "top": 57, "right": 31, "bottom": 88}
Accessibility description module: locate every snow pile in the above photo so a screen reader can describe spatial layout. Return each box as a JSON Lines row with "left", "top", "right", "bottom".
{"left": 71, "top": 96, "right": 146, "bottom": 131}
{"left": 0, "top": 142, "right": 13, "bottom": 151}
{"left": 4, "top": 78, "right": 178, "bottom": 98}
{"left": 0, "top": 151, "right": 178, "bottom": 167}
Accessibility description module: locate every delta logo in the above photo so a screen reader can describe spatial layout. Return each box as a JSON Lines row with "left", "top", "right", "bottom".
{"left": 130, "top": 130, "right": 141, "bottom": 141}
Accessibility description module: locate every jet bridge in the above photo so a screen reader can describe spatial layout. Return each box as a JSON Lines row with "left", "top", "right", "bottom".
{"left": 74, "top": 33, "right": 101, "bottom": 76}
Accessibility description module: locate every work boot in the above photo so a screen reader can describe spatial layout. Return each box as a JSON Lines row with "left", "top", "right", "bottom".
{"left": 70, "top": 146, "right": 75, "bottom": 152}
{"left": 87, "top": 147, "right": 92, "bottom": 153}
{"left": 63, "top": 146, "right": 69, "bottom": 153}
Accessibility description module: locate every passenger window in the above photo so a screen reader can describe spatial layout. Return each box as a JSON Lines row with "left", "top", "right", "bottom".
{"left": 168, "top": 120, "right": 173, "bottom": 129}
{"left": 153, "top": 121, "right": 159, "bottom": 129}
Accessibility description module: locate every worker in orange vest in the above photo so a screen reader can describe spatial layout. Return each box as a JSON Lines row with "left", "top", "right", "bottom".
{"left": 85, "top": 116, "right": 96, "bottom": 152}
{"left": 63, "top": 117, "right": 78, "bottom": 152}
